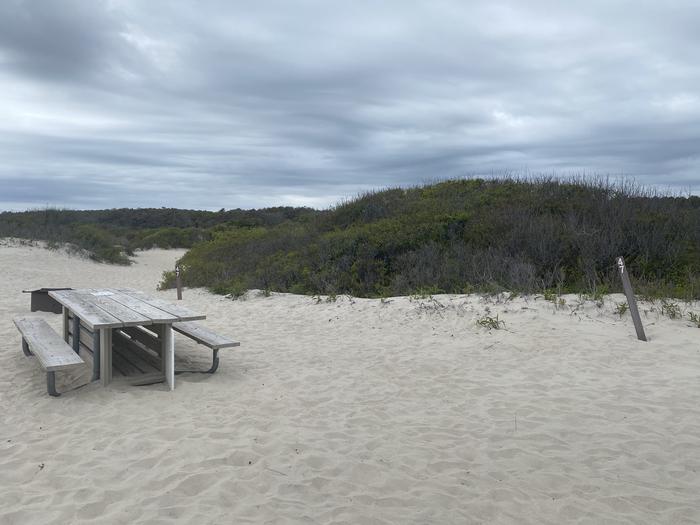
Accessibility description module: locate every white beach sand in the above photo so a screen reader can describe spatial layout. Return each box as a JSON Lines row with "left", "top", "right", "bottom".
{"left": 1, "top": 241, "right": 699, "bottom": 524}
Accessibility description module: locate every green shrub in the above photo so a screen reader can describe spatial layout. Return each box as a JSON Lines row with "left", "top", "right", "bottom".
{"left": 3, "top": 178, "right": 698, "bottom": 298}
{"left": 615, "top": 302, "right": 629, "bottom": 317}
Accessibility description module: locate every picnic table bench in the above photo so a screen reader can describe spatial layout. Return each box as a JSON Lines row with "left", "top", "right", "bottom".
{"left": 173, "top": 321, "right": 240, "bottom": 374}
{"left": 14, "top": 316, "right": 84, "bottom": 396}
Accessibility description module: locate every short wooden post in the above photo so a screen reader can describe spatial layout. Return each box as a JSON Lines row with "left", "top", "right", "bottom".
{"left": 616, "top": 256, "right": 647, "bottom": 342}
{"left": 176, "top": 265, "right": 182, "bottom": 301}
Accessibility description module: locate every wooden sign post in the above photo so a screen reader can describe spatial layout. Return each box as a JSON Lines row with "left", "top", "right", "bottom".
{"left": 176, "top": 265, "right": 183, "bottom": 300}
{"left": 616, "top": 256, "right": 647, "bottom": 341}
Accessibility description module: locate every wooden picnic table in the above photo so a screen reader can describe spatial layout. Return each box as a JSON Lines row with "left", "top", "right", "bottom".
{"left": 48, "top": 288, "right": 205, "bottom": 390}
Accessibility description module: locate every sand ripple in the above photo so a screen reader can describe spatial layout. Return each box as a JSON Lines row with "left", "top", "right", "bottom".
{"left": 1, "top": 245, "right": 700, "bottom": 523}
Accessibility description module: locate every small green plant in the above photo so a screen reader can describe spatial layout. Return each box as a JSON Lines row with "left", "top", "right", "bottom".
{"left": 541, "top": 289, "right": 566, "bottom": 308}
{"left": 476, "top": 314, "right": 505, "bottom": 330}
{"left": 582, "top": 285, "right": 608, "bottom": 307}
{"left": 542, "top": 289, "right": 557, "bottom": 302}
{"left": 213, "top": 279, "right": 247, "bottom": 300}
{"left": 688, "top": 312, "right": 700, "bottom": 328}
{"left": 289, "top": 283, "right": 307, "bottom": 295}
{"left": 229, "top": 286, "right": 247, "bottom": 300}
{"left": 589, "top": 284, "right": 609, "bottom": 302}
{"left": 615, "top": 302, "right": 629, "bottom": 318}
{"left": 326, "top": 293, "right": 338, "bottom": 303}
{"left": 258, "top": 288, "right": 272, "bottom": 297}
{"left": 157, "top": 270, "right": 176, "bottom": 290}
{"left": 411, "top": 285, "right": 442, "bottom": 301}
{"left": 661, "top": 299, "right": 681, "bottom": 319}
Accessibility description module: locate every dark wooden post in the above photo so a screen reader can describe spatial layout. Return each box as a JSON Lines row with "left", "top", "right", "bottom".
{"left": 92, "top": 330, "right": 100, "bottom": 381}
{"left": 176, "top": 265, "right": 183, "bottom": 300}
{"left": 616, "top": 256, "right": 647, "bottom": 342}
{"left": 72, "top": 315, "right": 81, "bottom": 354}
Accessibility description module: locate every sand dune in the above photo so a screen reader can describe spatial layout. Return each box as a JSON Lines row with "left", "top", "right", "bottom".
{"left": 1, "top": 242, "right": 699, "bottom": 524}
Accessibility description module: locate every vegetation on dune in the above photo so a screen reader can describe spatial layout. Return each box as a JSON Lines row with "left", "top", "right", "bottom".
{"left": 1, "top": 177, "right": 698, "bottom": 300}
{"left": 0, "top": 206, "right": 317, "bottom": 264}
{"left": 164, "top": 177, "right": 700, "bottom": 300}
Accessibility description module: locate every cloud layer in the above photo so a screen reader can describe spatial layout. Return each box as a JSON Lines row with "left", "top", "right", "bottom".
{"left": 1, "top": 0, "right": 699, "bottom": 210}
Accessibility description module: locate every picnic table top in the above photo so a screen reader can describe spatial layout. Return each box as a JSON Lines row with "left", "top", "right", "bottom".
{"left": 48, "top": 288, "right": 205, "bottom": 330}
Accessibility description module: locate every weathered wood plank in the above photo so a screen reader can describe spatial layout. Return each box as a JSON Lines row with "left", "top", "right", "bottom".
{"left": 130, "top": 373, "right": 166, "bottom": 386}
{"left": 111, "top": 335, "right": 147, "bottom": 376}
{"left": 113, "top": 330, "right": 161, "bottom": 371}
{"left": 109, "top": 346, "right": 130, "bottom": 376}
{"left": 49, "top": 290, "right": 123, "bottom": 330}
{"left": 173, "top": 322, "right": 240, "bottom": 350}
{"left": 68, "top": 289, "right": 152, "bottom": 327}
{"left": 114, "top": 288, "right": 206, "bottom": 322}
{"left": 103, "top": 289, "right": 179, "bottom": 323}
{"left": 72, "top": 325, "right": 96, "bottom": 349}
{"left": 68, "top": 312, "right": 94, "bottom": 328}
{"left": 14, "top": 317, "right": 85, "bottom": 372}
{"left": 120, "top": 326, "right": 162, "bottom": 355}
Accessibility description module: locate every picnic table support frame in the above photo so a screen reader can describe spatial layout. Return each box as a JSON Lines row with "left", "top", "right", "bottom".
{"left": 63, "top": 308, "right": 70, "bottom": 343}
{"left": 100, "top": 328, "right": 113, "bottom": 386}
{"left": 92, "top": 330, "right": 101, "bottom": 381}
{"left": 46, "top": 372, "right": 59, "bottom": 397}
{"left": 22, "top": 338, "right": 31, "bottom": 357}
{"left": 164, "top": 324, "right": 175, "bottom": 391}
{"left": 174, "top": 349, "right": 220, "bottom": 375}
{"left": 72, "top": 315, "right": 80, "bottom": 354}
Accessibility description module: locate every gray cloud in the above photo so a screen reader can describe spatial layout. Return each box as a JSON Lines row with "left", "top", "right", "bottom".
{"left": 0, "top": 0, "right": 699, "bottom": 211}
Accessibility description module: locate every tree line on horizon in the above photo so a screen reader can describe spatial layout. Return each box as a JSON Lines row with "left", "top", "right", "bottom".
{"left": 0, "top": 206, "right": 317, "bottom": 264}
{"left": 1, "top": 177, "right": 699, "bottom": 300}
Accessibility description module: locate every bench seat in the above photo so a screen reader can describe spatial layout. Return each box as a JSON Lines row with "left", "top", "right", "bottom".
{"left": 172, "top": 321, "right": 240, "bottom": 350}
{"left": 172, "top": 321, "right": 239, "bottom": 374}
{"left": 14, "top": 316, "right": 84, "bottom": 396}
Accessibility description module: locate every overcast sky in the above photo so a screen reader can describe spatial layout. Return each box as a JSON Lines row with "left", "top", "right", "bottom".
{"left": 1, "top": 1, "right": 699, "bottom": 210}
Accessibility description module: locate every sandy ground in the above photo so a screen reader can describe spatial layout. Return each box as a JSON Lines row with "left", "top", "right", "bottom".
{"left": 1, "top": 240, "right": 699, "bottom": 524}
